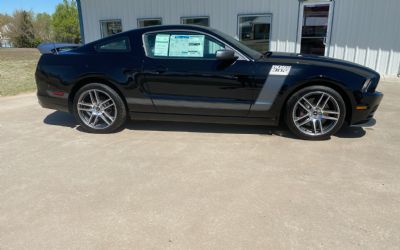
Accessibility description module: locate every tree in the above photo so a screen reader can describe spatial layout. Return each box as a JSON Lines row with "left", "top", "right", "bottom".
{"left": 52, "top": 0, "right": 80, "bottom": 43}
{"left": 33, "top": 13, "right": 53, "bottom": 42}
{"left": 7, "top": 10, "right": 37, "bottom": 48}
{"left": 0, "top": 13, "right": 12, "bottom": 27}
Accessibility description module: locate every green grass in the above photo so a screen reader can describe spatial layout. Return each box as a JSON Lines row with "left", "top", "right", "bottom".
{"left": 0, "top": 48, "right": 40, "bottom": 96}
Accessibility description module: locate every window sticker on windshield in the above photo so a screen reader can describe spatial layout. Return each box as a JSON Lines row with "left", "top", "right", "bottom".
{"left": 169, "top": 35, "right": 205, "bottom": 57}
{"left": 269, "top": 65, "right": 291, "bottom": 76}
{"left": 154, "top": 34, "right": 170, "bottom": 56}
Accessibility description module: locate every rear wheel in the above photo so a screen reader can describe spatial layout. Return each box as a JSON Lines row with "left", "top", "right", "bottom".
{"left": 73, "top": 83, "right": 127, "bottom": 133}
{"left": 285, "top": 85, "right": 346, "bottom": 140}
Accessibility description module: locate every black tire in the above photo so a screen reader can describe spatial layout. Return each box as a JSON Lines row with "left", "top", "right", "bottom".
{"left": 284, "top": 85, "right": 346, "bottom": 140}
{"left": 73, "top": 83, "right": 127, "bottom": 133}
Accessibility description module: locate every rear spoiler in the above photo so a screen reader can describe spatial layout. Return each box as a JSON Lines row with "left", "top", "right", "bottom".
{"left": 37, "top": 43, "right": 81, "bottom": 54}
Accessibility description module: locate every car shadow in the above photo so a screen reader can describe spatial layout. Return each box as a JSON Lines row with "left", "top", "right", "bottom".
{"left": 125, "top": 120, "right": 294, "bottom": 136}
{"left": 335, "top": 125, "right": 367, "bottom": 138}
{"left": 43, "top": 111, "right": 77, "bottom": 128}
{"left": 43, "top": 111, "right": 366, "bottom": 139}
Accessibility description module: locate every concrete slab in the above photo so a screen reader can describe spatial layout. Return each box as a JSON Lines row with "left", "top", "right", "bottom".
{"left": 0, "top": 82, "right": 399, "bottom": 249}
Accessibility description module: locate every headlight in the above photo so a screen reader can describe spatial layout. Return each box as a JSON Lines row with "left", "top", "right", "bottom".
{"left": 362, "top": 79, "right": 372, "bottom": 93}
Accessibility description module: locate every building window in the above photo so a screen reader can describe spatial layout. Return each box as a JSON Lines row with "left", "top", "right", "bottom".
{"left": 100, "top": 19, "right": 122, "bottom": 38}
{"left": 238, "top": 14, "right": 272, "bottom": 53}
{"left": 143, "top": 32, "right": 225, "bottom": 59}
{"left": 181, "top": 17, "right": 210, "bottom": 27}
{"left": 138, "top": 18, "right": 162, "bottom": 28}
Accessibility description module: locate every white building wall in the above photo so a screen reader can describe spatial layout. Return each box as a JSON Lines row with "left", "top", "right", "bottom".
{"left": 328, "top": 0, "right": 400, "bottom": 76}
{"left": 80, "top": 0, "right": 400, "bottom": 76}
{"left": 0, "top": 25, "right": 13, "bottom": 48}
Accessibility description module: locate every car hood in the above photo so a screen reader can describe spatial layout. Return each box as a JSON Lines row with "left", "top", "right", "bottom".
{"left": 261, "top": 52, "right": 379, "bottom": 79}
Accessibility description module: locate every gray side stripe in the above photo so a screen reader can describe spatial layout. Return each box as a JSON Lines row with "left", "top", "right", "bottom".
{"left": 152, "top": 99, "right": 250, "bottom": 110}
{"left": 126, "top": 97, "right": 154, "bottom": 106}
{"left": 250, "top": 75, "right": 287, "bottom": 112}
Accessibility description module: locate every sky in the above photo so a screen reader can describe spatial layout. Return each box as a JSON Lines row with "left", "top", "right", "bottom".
{"left": 1, "top": 0, "right": 64, "bottom": 15}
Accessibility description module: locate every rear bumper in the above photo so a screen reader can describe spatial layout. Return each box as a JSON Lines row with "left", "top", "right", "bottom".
{"left": 351, "top": 91, "right": 383, "bottom": 126}
{"left": 36, "top": 69, "right": 70, "bottom": 113}
{"left": 37, "top": 92, "right": 69, "bottom": 112}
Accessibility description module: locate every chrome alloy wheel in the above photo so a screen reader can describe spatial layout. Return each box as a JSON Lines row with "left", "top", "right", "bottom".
{"left": 77, "top": 89, "right": 117, "bottom": 129}
{"left": 292, "top": 91, "right": 341, "bottom": 136}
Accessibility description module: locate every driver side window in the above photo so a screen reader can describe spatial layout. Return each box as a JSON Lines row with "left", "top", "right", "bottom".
{"left": 144, "top": 32, "right": 225, "bottom": 59}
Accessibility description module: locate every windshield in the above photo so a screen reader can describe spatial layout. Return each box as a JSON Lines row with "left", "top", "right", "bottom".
{"left": 210, "top": 28, "right": 262, "bottom": 60}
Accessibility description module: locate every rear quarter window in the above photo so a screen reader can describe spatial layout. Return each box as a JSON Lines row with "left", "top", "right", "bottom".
{"left": 95, "top": 37, "right": 131, "bottom": 52}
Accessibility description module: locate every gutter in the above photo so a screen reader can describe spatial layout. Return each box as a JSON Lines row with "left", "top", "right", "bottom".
{"left": 76, "top": 0, "right": 85, "bottom": 43}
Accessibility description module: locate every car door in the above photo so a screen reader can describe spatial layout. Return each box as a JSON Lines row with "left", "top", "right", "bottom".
{"left": 141, "top": 31, "right": 255, "bottom": 117}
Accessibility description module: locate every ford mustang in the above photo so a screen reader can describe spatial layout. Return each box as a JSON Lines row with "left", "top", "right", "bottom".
{"left": 35, "top": 25, "right": 383, "bottom": 140}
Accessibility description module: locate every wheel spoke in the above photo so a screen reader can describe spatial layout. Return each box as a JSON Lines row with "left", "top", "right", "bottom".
{"left": 88, "top": 113, "right": 95, "bottom": 124}
{"left": 78, "top": 107, "right": 92, "bottom": 112}
{"left": 89, "top": 91, "right": 96, "bottom": 104}
{"left": 315, "top": 94, "right": 325, "bottom": 108}
{"left": 321, "top": 96, "right": 330, "bottom": 109}
{"left": 100, "top": 98, "right": 112, "bottom": 106}
{"left": 92, "top": 115, "right": 99, "bottom": 126}
{"left": 323, "top": 110, "right": 339, "bottom": 115}
{"left": 298, "top": 102, "right": 311, "bottom": 112}
{"left": 298, "top": 118, "right": 311, "bottom": 127}
{"left": 94, "top": 90, "right": 100, "bottom": 104}
{"left": 321, "top": 115, "right": 339, "bottom": 121}
{"left": 103, "top": 103, "right": 115, "bottom": 110}
{"left": 318, "top": 119, "right": 324, "bottom": 134}
{"left": 302, "top": 97, "right": 314, "bottom": 109}
{"left": 312, "top": 119, "right": 317, "bottom": 134}
{"left": 100, "top": 114, "right": 111, "bottom": 125}
{"left": 295, "top": 113, "right": 310, "bottom": 122}
{"left": 78, "top": 102, "right": 93, "bottom": 108}
{"left": 103, "top": 111, "right": 115, "bottom": 122}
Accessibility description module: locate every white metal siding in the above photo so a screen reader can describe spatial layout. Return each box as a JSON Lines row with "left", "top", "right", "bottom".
{"left": 80, "top": 0, "right": 400, "bottom": 76}
{"left": 328, "top": 0, "right": 400, "bottom": 76}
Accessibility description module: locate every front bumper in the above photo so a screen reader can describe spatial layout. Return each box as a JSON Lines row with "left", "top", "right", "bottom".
{"left": 351, "top": 91, "right": 383, "bottom": 126}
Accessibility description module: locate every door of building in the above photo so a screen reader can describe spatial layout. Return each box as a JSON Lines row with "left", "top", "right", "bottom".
{"left": 297, "top": 1, "right": 334, "bottom": 56}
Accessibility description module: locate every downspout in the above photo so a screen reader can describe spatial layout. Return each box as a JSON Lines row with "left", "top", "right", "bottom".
{"left": 76, "top": 0, "right": 85, "bottom": 44}
{"left": 326, "top": 0, "right": 335, "bottom": 58}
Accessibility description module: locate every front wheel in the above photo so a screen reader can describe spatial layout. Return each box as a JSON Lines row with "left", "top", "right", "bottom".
{"left": 73, "top": 83, "right": 127, "bottom": 133}
{"left": 285, "top": 86, "right": 346, "bottom": 140}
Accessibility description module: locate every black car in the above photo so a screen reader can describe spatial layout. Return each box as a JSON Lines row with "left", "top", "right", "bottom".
{"left": 36, "top": 25, "right": 383, "bottom": 140}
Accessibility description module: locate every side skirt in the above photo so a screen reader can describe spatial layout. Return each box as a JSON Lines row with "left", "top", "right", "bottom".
{"left": 129, "top": 112, "right": 278, "bottom": 126}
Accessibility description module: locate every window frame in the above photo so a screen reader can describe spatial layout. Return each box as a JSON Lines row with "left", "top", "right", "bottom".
{"left": 137, "top": 17, "right": 163, "bottom": 28}
{"left": 180, "top": 16, "right": 210, "bottom": 27}
{"left": 142, "top": 29, "right": 249, "bottom": 61}
{"left": 99, "top": 19, "right": 123, "bottom": 38}
{"left": 94, "top": 36, "right": 131, "bottom": 53}
{"left": 237, "top": 13, "right": 273, "bottom": 52}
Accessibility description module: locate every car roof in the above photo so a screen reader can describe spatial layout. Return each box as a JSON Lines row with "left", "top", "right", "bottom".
{"left": 78, "top": 25, "right": 215, "bottom": 50}
{"left": 138, "top": 24, "right": 212, "bottom": 31}
{"left": 134, "top": 24, "right": 215, "bottom": 34}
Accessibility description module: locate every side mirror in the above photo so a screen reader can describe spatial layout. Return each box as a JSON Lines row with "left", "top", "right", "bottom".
{"left": 216, "top": 49, "right": 237, "bottom": 61}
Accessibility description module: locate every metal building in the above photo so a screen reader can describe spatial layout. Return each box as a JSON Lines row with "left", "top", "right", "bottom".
{"left": 77, "top": 0, "right": 400, "bottom": 76}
